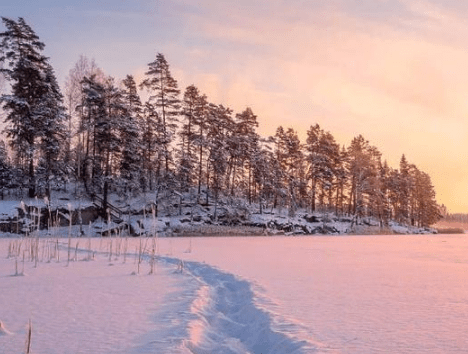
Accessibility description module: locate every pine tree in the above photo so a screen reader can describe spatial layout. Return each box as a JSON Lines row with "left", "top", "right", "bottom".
{"left": 64, "top": 55, "right": 105, "bottom": 186}
{"left": 0, "top": 140, "right": 11, "bottom": 199}
{"left": 364, "top": 146, "right": 385, "bottom": 222}
{"left": 346, "top": 135, "right": 380, "bottom": 221}
{"left": 192, "top": 93, "right": 209, "bottom": 196}
{"left": 80, "top": 74, "right": 105, "bottom": 192}
{"left": 178, "top": 85, "right": 202, "bottom": 190}
{"left": 36, "top": 64, "right": 67, "bottom": 197}
{"left": 120, "top": 75, "right": 142, "bottom": 193}
{"left": 140, "top": 102, "right": 161, "bottom": 191}
{"left": 234, "top": 107, "right": 259, "bottom": 204}
{"left": 305, "top": 124, "right": 339, "bottom": 211}
{"left": 251, "top": 139, "right": 275, "bottom": 213}
{"left": 274, "top": 127, "right": 303, "bottom": 214}
{"left": 98, "top": 77, "right": 126, "bottom": 213}
{"left": 413, "top": 169, "right": 441, "bottom": 226}
{"left": 80, "top": 75, "right": 127, "bottom": 214}
{"left": 397, "top": 154, "right": 410, "bottom": 224}
{"left": 334, "top": 146, "right": 348, "bottom": 215}
{"left": 403, "top": 161, "right": 441, "bottom": 227}
{"left": 377, "top": 160, "right": 392, "bottom": 226}
{"left": 272, "top": 126, "right": 287, "bottom": 208}
{"left": 205, "top": 104, "right": 231, "bottom": 215}
{"left": 140, "top": 53, "right": 180, "bottom": 176}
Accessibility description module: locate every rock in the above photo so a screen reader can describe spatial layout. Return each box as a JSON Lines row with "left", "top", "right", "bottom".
{"left": 303, "top": 215, "right": 320, "bottom": 223}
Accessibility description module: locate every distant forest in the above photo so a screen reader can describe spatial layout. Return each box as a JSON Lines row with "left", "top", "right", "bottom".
{"left": 0, "top": 17, "right": 441, "bottom": 227}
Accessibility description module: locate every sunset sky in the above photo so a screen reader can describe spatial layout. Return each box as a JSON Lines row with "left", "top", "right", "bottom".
{"left": 1, "top": 0, "right": 468, "bottom": 213}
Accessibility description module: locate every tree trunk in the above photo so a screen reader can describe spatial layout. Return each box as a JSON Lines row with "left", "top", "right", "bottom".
{"left": 311, "top": 179, "right": 316, "bottom": 212}
{"left": 28, "top": 151, "right": 35, "bottom": 198}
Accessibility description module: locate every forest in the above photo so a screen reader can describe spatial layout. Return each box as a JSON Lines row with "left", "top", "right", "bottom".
{"left": 0, "top": 17, "right": 441, "bottom": 228}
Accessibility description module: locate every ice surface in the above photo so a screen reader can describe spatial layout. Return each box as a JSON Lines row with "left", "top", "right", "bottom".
{"left": 2, "top": 235, "right": 467, "bottom": 353}
{"left": 162, "top": 235, "right": 468, "bottom": 353}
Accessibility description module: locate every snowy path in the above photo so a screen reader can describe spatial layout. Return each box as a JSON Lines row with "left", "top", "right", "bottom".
{"left": 162, "top": 256, "right": 319, "bottom": 354}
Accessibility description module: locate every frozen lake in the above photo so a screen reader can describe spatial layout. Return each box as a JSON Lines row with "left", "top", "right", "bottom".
{"left": 1, "top": 234, "right": 467, "bottom": 353}
{"left": 164, "top": 234, "right": 468, "bottom": 353}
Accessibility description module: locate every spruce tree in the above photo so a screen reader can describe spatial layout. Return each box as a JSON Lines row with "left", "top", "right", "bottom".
{"left": 0, "top": 17, "right": 66, "bottom": 197}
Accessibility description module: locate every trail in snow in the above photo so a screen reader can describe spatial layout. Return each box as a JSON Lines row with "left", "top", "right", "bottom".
{"left": 63, "top": 240, "right": 323, "bottom": 353}
{"left": 161, "top": 256, "right": 323, "bottom": 354}
{"left": 1, "top": 238, "right": 324, "bottom": 353}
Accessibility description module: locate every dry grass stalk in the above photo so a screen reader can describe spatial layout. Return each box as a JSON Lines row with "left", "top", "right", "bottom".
{"left": 25, "top": 319, "right": 32, "bottom": 354}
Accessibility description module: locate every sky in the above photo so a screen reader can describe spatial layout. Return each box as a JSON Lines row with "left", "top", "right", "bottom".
{"left": 1, "top": 0, "right": 468, "bottom": 213}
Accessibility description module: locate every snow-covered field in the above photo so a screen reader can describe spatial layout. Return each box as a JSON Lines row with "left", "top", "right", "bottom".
{"left": 1, "top": 234, "right": 468, "bottom": 353}
{"left": 0, "top": 237, "right": 202, "bottom": 354}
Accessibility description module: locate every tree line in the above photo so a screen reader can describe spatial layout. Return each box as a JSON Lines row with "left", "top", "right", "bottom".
{"left": 0, "top": 17, "right": 441, "bottom": 227}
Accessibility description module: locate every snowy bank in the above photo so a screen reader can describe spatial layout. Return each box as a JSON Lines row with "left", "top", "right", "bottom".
{"left": 0, "top": 192, "right": 437, "bottom": 237}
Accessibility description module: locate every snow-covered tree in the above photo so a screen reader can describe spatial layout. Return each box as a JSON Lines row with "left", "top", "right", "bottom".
{"left": 333, "top": 146, "right": 348, "bottom": 215}
{"left": 411, "top": 167, "right": 441, "bottom": 227}
{"left": 233, "top": 107, "right": 259, "bottom": 203}
{"left": 274, "top": 126, "right": 304, "bottom": 214}
{"left": 178, "top": 84, "right": 203, "bottom": 190}
{"left": 206, "top": 104, "right": 232, "bottom": 213}
{"left": 396, "top": 154, "right": 410, "bottom": 223}
{"left": 248, "top": 136, "right": 278, "bottom": 213}
{"left": 36, "top": 64, "right": 67, "bottom": 197}
{"left": 140, "top": 53, "right": 180, "bottom": 177}
{"left": 305, "top": 124, "right": 340, "bottom": 211}
{"left": 80, "top": 74, "right": 105, "bottom": 191}
{"left": 64, "top": 55, "right": 105, "bottom": 182}
{"left": 0, "top": 139, "right": 11, "bottom": 199}
{"left": 0, "top": 17, "right": 66, "bottom": 197}
{"left": 346, "top": 135, "right": 381, "bottom": 221}
{"left": 140, "top": 101, "right": 162, "bottom": 191}
{"left": 120, "top": 75, "right": 142, "bottom": 193}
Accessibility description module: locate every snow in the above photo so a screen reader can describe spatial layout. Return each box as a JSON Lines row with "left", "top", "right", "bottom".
{"left": 161, "top": 255, "right": 318, "bottom": 353}
{"left": 0, "top": 238, "right": 199, "bottom": 354}
{"left": 164, "top": 235, "right": 468, "bottom": 353}
{"left": 0, "top": 201, "right": 22, "bottom": 219}
{"left": 0, "top": 236, "right": 320, "bottom": 353}
{"left": 1, "top": 234, "right": 465, "bottom": 353}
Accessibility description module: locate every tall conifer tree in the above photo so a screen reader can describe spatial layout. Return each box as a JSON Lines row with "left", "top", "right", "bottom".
{"left": 0, "top": 17, "right": 66, "bottom": 197}
{"left": 140, "top": 53, "right": 180, "bottom": 177}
